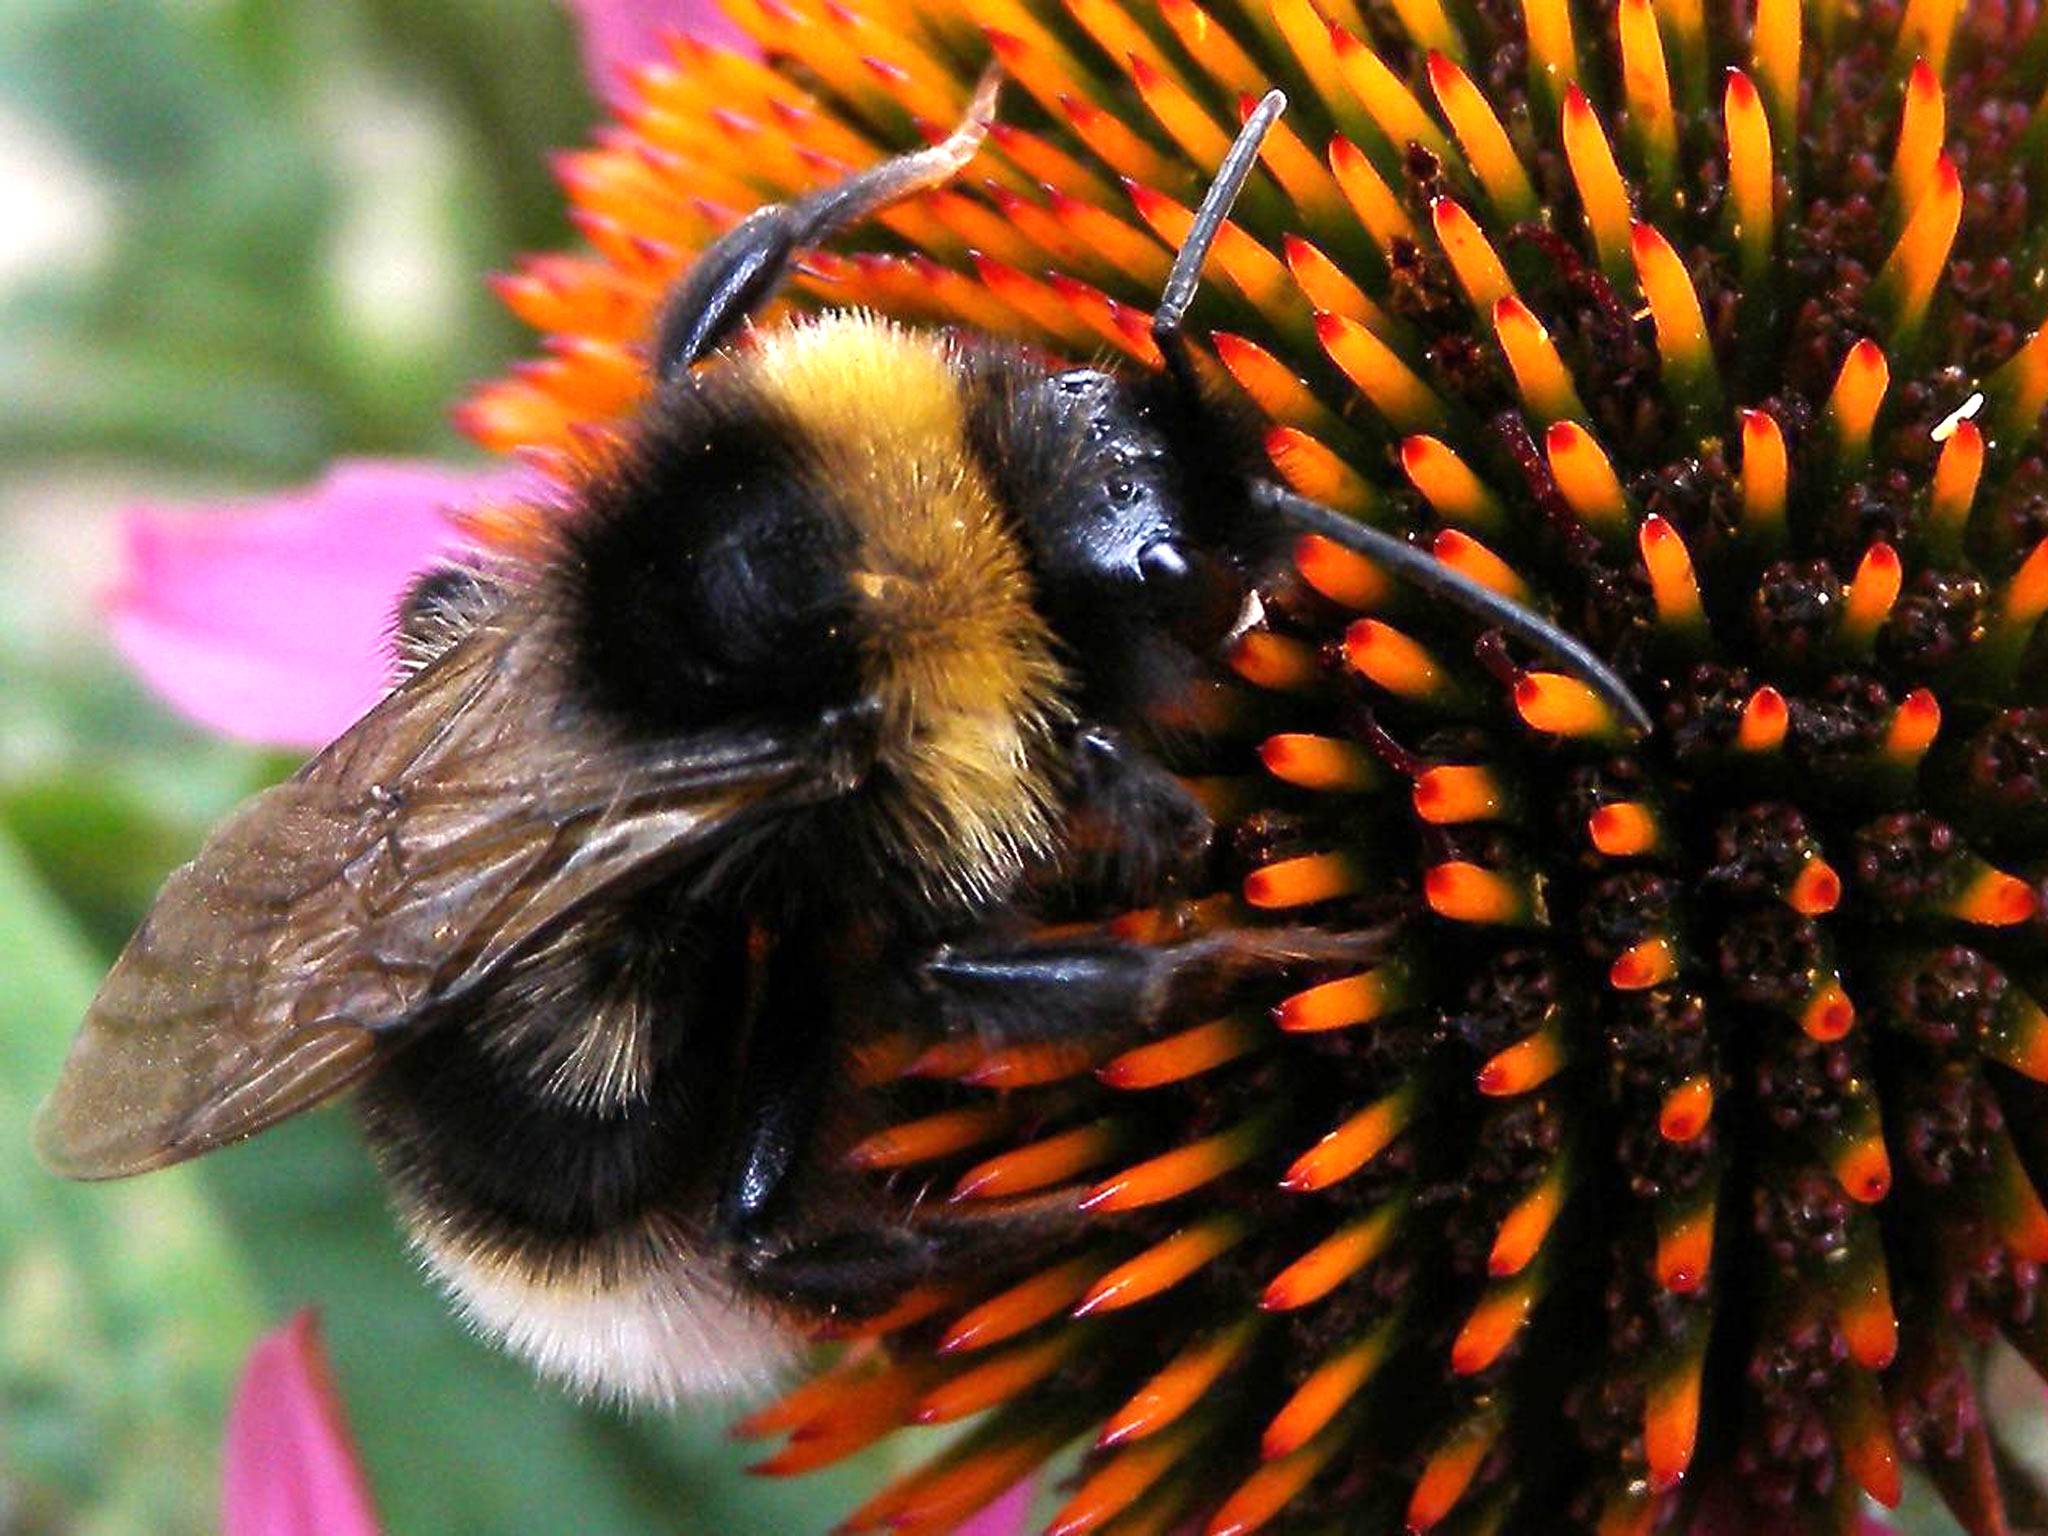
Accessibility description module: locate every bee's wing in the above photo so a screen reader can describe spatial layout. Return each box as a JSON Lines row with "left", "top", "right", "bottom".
{"left": 35, "top": 618, "right": 840, "bottom": 1180}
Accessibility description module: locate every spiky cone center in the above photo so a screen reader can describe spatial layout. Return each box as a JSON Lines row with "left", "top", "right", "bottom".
{"left": 468, "top": 0, "right": 2048, "bottom": 1531}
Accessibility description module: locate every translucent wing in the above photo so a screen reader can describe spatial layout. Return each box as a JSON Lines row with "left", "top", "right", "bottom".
{"left": 35, "top": 614, "right": 839, "bottom": 1180}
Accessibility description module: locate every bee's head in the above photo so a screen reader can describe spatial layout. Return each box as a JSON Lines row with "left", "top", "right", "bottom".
{"left": 966, "top": 361, "right": 1275, "bottom": 737}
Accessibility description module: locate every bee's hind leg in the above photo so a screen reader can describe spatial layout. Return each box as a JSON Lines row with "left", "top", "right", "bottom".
{"left": 741, "top": 1224, "right": 944, "bottom": 1319}
{"left": 744, "top": 1194, "right": 1088, "bottom": 1319}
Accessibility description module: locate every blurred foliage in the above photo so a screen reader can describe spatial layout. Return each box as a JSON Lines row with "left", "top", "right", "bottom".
{"left": 0, "top": 1, "right": 926, "bottom": 1531}
{"left": 0, "top": 0, "right": 578, "bottom": 471}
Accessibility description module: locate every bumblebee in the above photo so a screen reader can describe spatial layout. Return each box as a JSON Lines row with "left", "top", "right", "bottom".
{"left": 34, "top": 78, "right": 1644, "bottom": 1404}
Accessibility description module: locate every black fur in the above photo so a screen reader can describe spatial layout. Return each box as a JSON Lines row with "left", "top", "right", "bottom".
{"left": 356, "top": 889, "right": 746, "bottom": 1258}
{"left": 365, "top": 341, "right": 1284, "bottom": 1279}
{"left": 393, "top": 565, "right": 507, "bottom": 675}
{"left": 556, "top": 382, "right": 863, "bottom": 741}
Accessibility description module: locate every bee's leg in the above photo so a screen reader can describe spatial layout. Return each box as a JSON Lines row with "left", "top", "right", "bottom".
{"left": 716, "top": 1032, "right": 823, "bottom": 1238}
{"left": 913, "top": 922, "right": 1392, "bottom": 1050}
{"left": 1150, "top": 88, "right": 1285, "bottom": 398}
{"left": 394, "top": 565, "right": 507, "bottom": 675}
{"left": 743, "top": 1226, "right": 944, "bottom": 1317}
{"left": 746, "top": 1194, "right": 1087, "bottom": 1317}
{"left": 1049, "top": 725, "right": 1215, "bottom": 907}
{"left": 654, "top": 66, "right": 1001, "bottom": 381}
{"left": 716, "top": 930, "right": 1179, "bottom": 1245}
{"left": 717, "top": 928, "right": 834, "bottom": 1236}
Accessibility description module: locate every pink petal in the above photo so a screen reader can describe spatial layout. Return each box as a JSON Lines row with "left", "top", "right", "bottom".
{"left": 955, "top": 1479, "right": 1036, "bottom": 1536}
{"left": 569, "top": 0, "right": 746, "bottom": 91}
{"left": 107, "top": 460, "right": 523, "bottom": 750}
{"left": 223, "top": 1310, "right": 382, "bottom": 1536}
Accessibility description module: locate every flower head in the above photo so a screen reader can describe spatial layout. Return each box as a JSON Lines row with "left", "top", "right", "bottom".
{"left": 212, "top": 0, "right": 2048, "bottom": 1529}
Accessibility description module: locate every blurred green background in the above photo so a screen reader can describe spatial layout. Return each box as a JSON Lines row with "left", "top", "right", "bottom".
{"left": 0, "top": 1, "right": 950, "bottom": 1530}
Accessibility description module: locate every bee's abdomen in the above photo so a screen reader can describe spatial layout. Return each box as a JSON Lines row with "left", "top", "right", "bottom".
{"left": 355, "top": 894, "right": 743, "bottom": 1257}
{"left": 357, "top": 1017, "right": 704, "bottom": 1249}
{"left": 367, "top": 1024, "right": 793, "bottom": 1403}
{"left": 354, "top": 908, "right": 797, "bottom": 1403}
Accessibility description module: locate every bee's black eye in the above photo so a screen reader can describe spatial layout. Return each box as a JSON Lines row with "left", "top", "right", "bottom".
{"left": 995, "top": 366, "right": 1246, "bottom": 648}
{"left": 967, "top": 355, "right": 1270, "bottom": 725}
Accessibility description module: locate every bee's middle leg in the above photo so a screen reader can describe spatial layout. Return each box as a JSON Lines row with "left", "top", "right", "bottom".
{"left": 909, "top": 922, "right": 1393, "bottom": 1054}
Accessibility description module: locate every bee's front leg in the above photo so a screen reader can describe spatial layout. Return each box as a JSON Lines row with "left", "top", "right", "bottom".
{"left": 1037, "top": 724, "right": 1216, "bottom": 910}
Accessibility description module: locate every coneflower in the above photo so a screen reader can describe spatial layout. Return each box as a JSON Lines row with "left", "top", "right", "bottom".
{"left": 460, "top": 0, "right": 2048, "bottom": 1530}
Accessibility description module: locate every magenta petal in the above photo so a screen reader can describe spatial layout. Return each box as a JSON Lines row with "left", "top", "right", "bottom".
{"left": 569, "top": 0, "right": 745, "bottom": 90}
{"left": 222, "top": 1310, "right": 382, "bottom": 1536}
{"left": 954, "top": 1479, "right": 1037, "bottom": 1536}
{"left": 107, "top": 460, "right": 522, "bottom": 750}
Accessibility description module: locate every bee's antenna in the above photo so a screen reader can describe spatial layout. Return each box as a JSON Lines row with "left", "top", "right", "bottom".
{"left": 655, "top": 64, "right": 1003, "bottom": 379}
{"left": 1152, "top": 88, "right": 1286, "bottom": 398}
{"left": 1247, "top": 481, "right": 1655, "bottom": 737}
